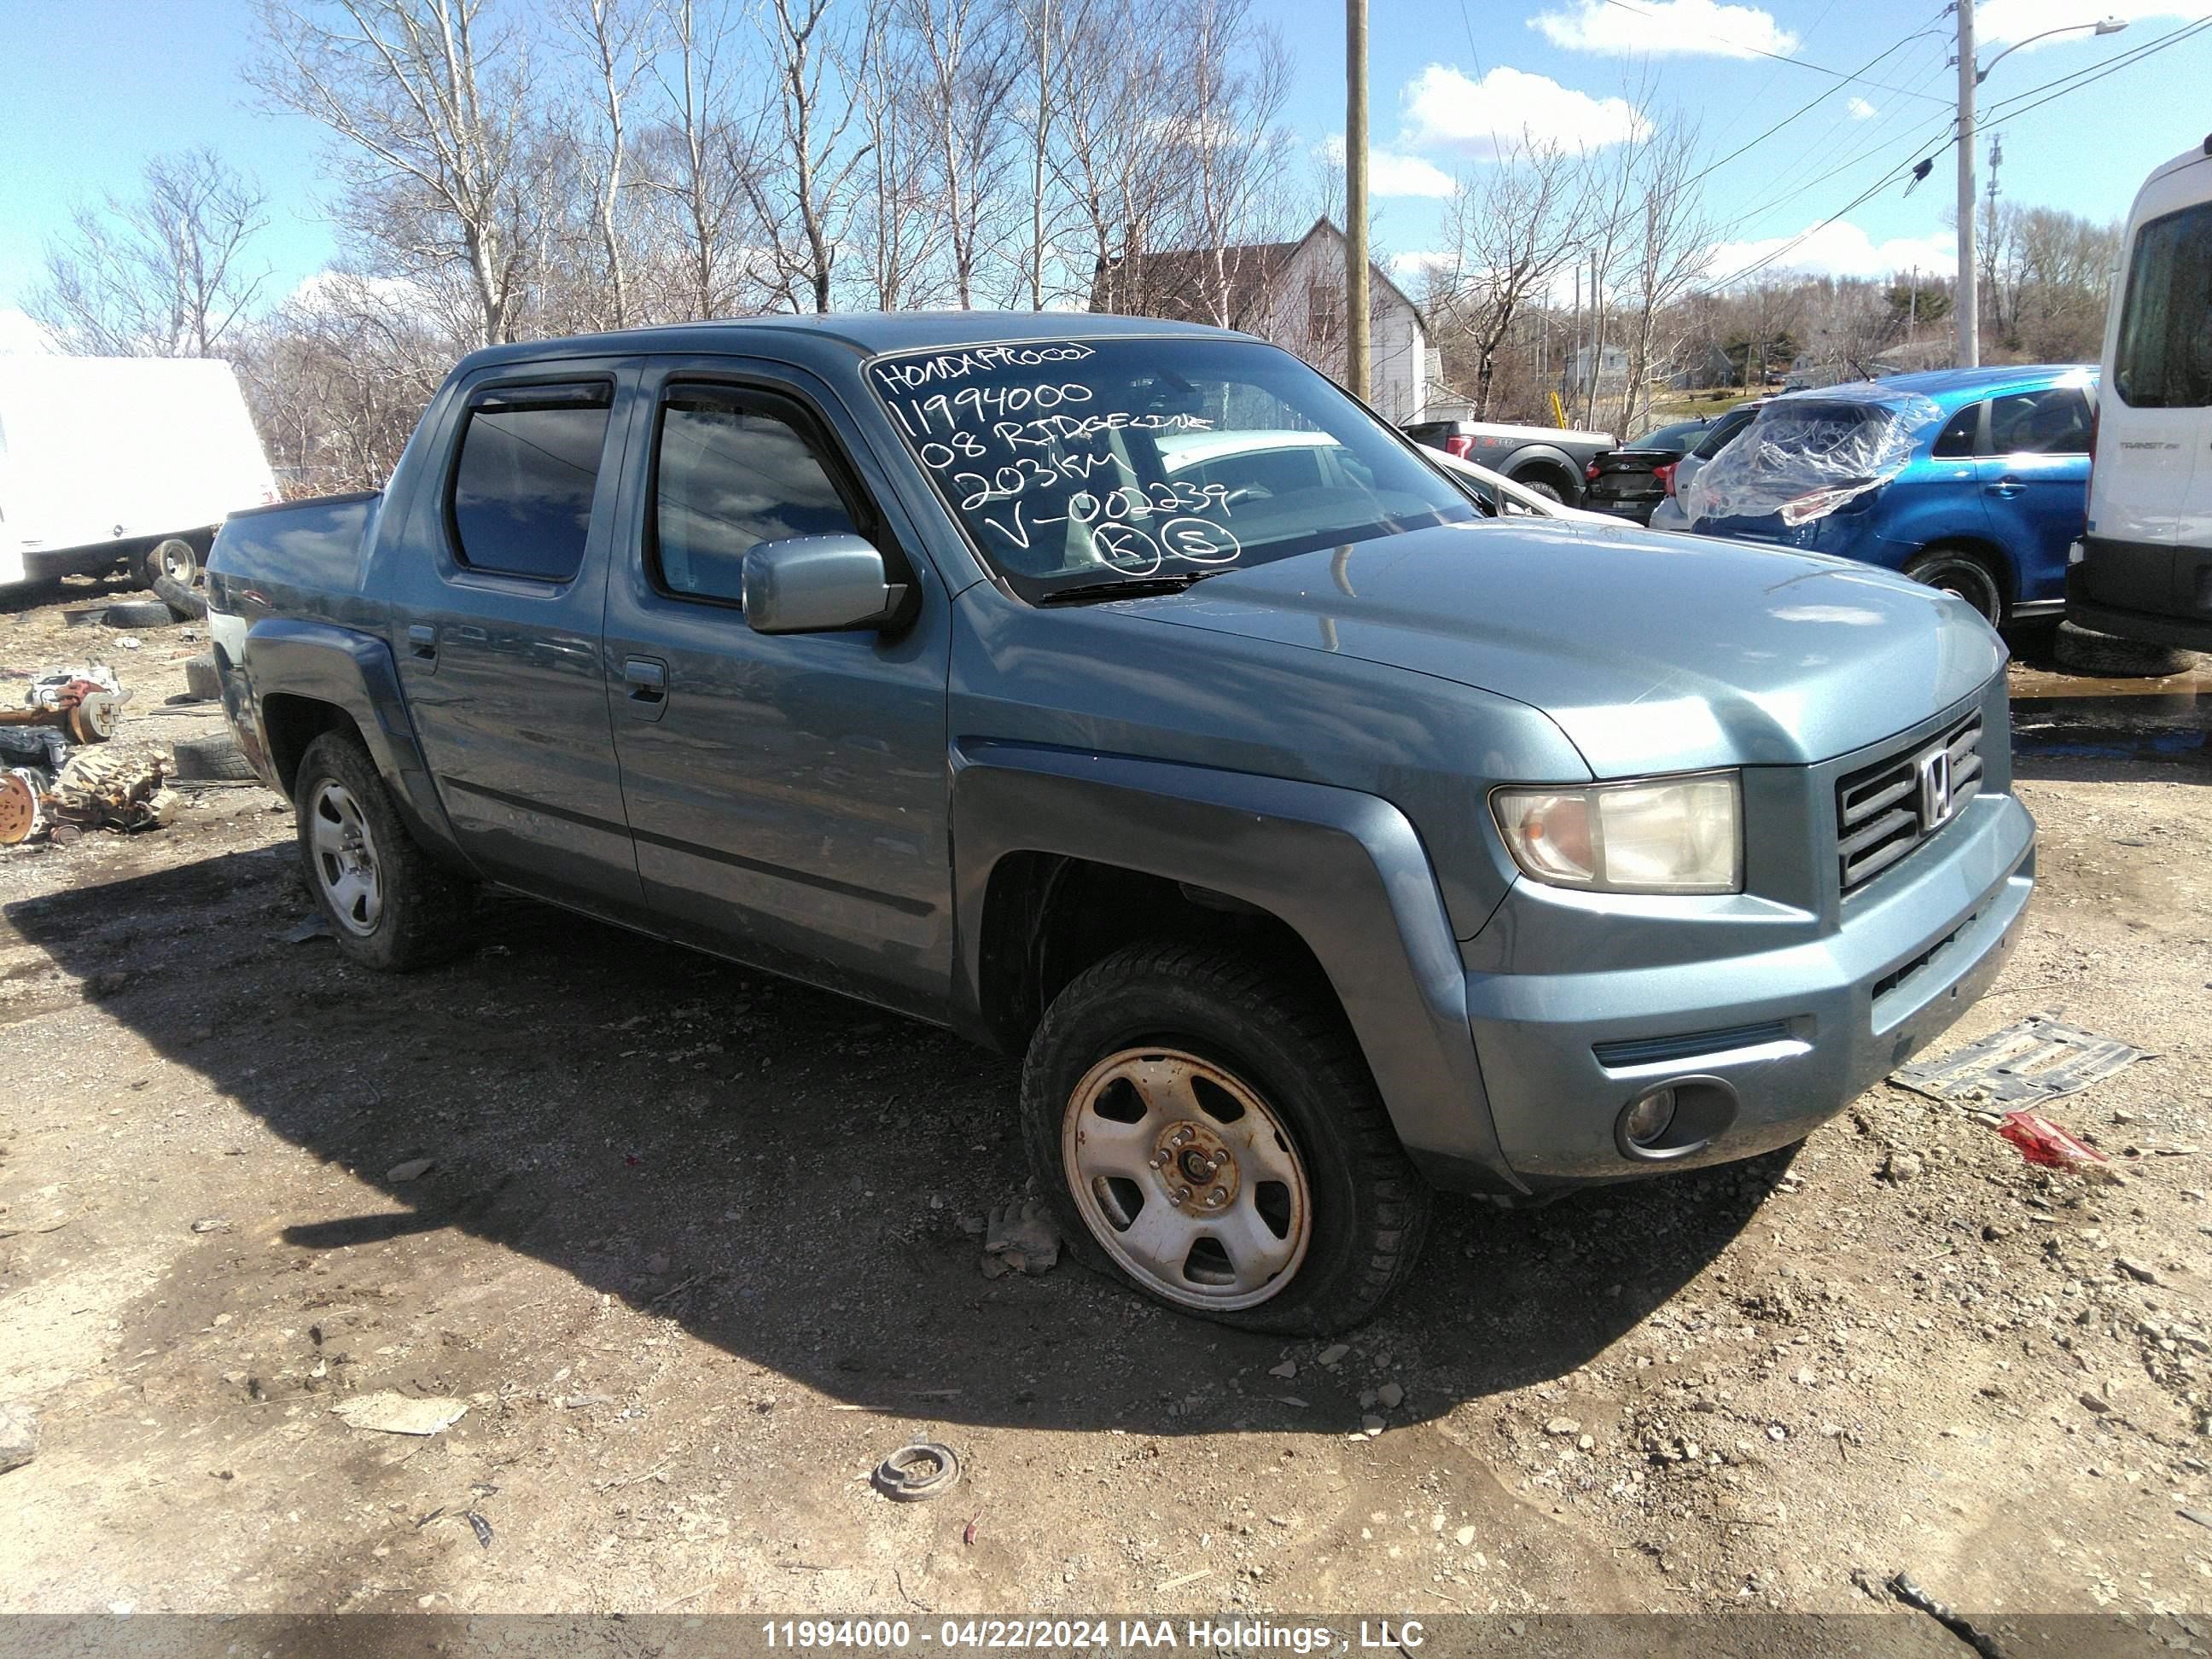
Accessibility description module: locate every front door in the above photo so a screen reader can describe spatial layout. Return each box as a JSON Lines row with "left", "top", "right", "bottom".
{"left": 1976, "top": 383, "right": 2093, "bottom": 608}
{"left": 385, "top": 364, "right": 648, "bottom": 922}
{"left": 600, "top": 361, "right": 954, "bottom": 1017}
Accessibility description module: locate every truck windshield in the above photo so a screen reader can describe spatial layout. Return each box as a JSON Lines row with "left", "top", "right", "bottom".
{"left": 866, "top": 336, "right": 1479, "bottom": 602}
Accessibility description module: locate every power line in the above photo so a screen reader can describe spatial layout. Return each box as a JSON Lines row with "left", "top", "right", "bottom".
{"left": 1699, "top": 10, "right": 2212, "bottom": 294}
{"left": 1594, "top": 0, "right": 1953, "bottom": 103}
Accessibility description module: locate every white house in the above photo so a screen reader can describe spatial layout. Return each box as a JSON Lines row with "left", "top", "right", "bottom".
{"left": 1090, "top": 217, "right": 1431, "bottom": 424}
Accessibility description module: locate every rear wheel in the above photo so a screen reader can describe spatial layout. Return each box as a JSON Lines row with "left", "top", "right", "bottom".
{"left": 293, "top": 732, "right": 474, "bottom": 970}
{"left": 1020, "top": 940, "right": 1431, "bottom": 1334}
{"left": 1515, "top": 475, "right": 1566, "bottom": 504}
{"left": 1904, "top": 548, "right": 2005, "bottom": 626}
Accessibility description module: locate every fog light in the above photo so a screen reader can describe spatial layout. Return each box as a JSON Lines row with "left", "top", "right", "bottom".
{"left": 1622, "top": 1087, "right": 1678, "bottom": 1148}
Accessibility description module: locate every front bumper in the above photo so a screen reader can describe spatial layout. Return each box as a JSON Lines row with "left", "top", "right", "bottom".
{"left": 1459, "top": 789, "right": 2035, "bottom": 1186}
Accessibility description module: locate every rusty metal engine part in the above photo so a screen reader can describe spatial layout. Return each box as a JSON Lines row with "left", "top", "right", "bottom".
{"left": 48, "top": 750, "right": 176, "bottom": 834}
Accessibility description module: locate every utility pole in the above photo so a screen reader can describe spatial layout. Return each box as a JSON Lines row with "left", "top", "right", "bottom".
{"left": 1955, "top": 0, "right": 1978, "bottom": 368}
{"left": 1345, "top": 0, "right": 1371, "bottom": 401}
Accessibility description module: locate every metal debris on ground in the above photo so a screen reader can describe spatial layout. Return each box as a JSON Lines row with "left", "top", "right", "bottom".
{"left": 0, "top": 667, "right": 175, "bottom": 846}
{"left": 466, "top": 1511, "right": 495, "bottom": 1548}
{"left": 1886, "top": 1571, "right": 2006, "bottom": 1658}
{"left": 980, "top": 1197, "right": 1061, "bottom": 1278}
{"left": 330, "top": 1392, "right": 469, "bottom": 1437}
{"left": 1890, "top": 1016, "right": 2150, "bottom": 1106}
{"left": 277, "top": 914, "right": 335, "bottom": 944}
{"left": 1994, "top": 1110, "right": 2110, "bottom": 1172}
{"left": 871, "top": 1441, "right": 963, "bottom": 1503}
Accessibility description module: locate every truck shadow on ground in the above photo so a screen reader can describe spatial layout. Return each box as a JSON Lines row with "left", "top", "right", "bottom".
{"left": 9, "top": 844, "right": 1792, "bottom": 1436}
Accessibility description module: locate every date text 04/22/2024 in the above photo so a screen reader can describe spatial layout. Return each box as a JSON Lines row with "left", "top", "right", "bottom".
{"left": 760, "top": 1620, "right": 1427, "bottom": 1651}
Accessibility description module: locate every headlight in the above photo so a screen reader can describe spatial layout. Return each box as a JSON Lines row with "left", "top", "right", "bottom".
{"left": 1492, "top": 771, "right": 1742, "bottom": 894}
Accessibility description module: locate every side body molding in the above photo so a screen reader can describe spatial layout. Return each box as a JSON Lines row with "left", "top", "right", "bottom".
{"left": 238, "top": 617, "right": 465, "bottom": 865}
{"left": 950, "top": 740, "right": 1522, "bottom": 1193}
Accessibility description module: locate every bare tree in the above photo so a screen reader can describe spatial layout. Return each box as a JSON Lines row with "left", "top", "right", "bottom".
{"left": 748, "top": 0, "right": 878, "bottom": 313}
{"left": 1053, "top": 0, "right": 1179, "bottom": 313}
{"left": 897, "top": 0, "right": 1019, "bottom": 308}
{"left": 31, "top": 148, "right": 271, "bottom": 358}
{"left": 850, "top": 22, "right": 946, "bottom": 308}
{"left": 635, "top": 0, "right": 754, "bottom": 319}
{"left": 1611, "top": 114, "right": 1713, "bottom": 434}
{"left": 1426, "top": 137, "right": 1583, "bottom": 419}
{"left": 556, "top": 0, "right": 661, "bottom": 329}
{"left": 251, "top": 0, "right": 547, "bottom": 348}
{"left": 1168, "top": 0, "right": 1293, "bottom": 327}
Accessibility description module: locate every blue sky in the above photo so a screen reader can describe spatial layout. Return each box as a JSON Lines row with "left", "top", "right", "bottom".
{"left": 2, "top": 0, "right": 2207, "bottom": 337}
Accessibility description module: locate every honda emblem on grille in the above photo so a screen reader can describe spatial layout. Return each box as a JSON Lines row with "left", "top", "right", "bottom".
{"left": 1916, "top": 742, "right": 1954, "bottom": 829}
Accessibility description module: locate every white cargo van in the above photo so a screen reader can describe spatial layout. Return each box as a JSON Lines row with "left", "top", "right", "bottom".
{"left": 0, "top": 356, "right": 278, "bottom": 597}
{"left": 2069, "top": 137, "right": 2212, "bottom": 651}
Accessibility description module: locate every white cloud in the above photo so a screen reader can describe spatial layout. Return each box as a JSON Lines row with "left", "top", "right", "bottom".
{"left": 1390, "top": 249, "right": 1458, "bottom": 287}
{"left": 1532, "top": 0, "right": 1797, "bottom": 57}
{"left": 0, "top": 309, "right": 50, "bottom": 354}
{"left": 1848, "top": 96, "right": 1878, "bottom": 119}
{"left": 1707, "top": 220, "right": 1957, "bottom": 282}
{"left": 1400, "top": 65, "right": 1647, "bottom": 160}
{"left": 1318, "top": 134, "right": 1459, "bottom": 197}
{"left": 1976, "top": 0, "right": 2183, "bottom": 47}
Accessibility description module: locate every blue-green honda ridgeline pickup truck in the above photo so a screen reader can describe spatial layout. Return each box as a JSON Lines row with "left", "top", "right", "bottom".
{"left": 208, "top": 314, "right": 2034, "bottom": 1333}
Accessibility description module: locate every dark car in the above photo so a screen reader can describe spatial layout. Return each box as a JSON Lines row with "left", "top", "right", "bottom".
{"left": 1400, "top": 417, "right": 1614, "bottom": 506}
{"left": 1580, "top": 416, "right": 1728, "bottom": 524}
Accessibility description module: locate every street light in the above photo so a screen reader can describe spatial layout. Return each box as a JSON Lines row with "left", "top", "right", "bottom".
{"left": 1978, "top": 16, "right": 2129, "bottom": 83}
{"left": 1954, "top": 10, "right": 2129, "bottom": 370}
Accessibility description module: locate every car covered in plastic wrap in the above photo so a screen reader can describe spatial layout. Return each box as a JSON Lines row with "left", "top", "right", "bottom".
{"left": 1674, "top": 366, "right": 2096, "bottom": 626}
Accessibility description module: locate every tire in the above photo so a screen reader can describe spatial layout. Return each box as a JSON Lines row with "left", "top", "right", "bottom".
{"left": 183, "top": 652, "right": 222, "bottom": 703}
{"left": 1903, "top": 548, "right": 2005, "bottom": 626}
{"left": 172, "top": 733, "right": 257, "bottom": 782}
{"left": 292, "top": 731, "right": 474, "bottom": 971}
{"left": 136, "top": 538, "right": 201, "bottom": 591}
{"left": 1515, "top": 475, "right": 1566, "bottom": 504}
{"left": 2053, "top": 619, "right": 2196, "bottom": 679}
{"left": 154, "top": 573, "right": 207, "bottom": 621}
{"left": 1020, "top": 940, "right": 1432, "bottom": 1334}
{"left": 101, "top": 599, "right": 175, "bottom": 630}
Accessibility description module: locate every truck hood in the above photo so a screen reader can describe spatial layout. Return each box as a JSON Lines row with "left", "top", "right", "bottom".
{"left": 1121, "top": 519, "right": 2005, "bottom": 776}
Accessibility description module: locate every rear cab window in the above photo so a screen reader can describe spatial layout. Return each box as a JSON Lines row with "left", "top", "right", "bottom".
{"left": 447, "top": 381, "right": 614, "bottom": 580}
{"left": 2116, "top": 200, "right": 2212, "bottom": 409}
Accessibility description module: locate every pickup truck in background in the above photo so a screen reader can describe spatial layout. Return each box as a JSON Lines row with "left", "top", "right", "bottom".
{"left": 0, "top": 355, "right": 278, "bottom": 596}
{"left": 208, "top": 314, "right": 2035, "bottom": 1334}
{"left": 1400, "top": 416, "right": 1615, "bottom": 505}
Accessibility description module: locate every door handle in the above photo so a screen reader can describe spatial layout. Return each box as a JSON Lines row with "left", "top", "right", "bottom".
{"left": 623, "top": 656, "right": 669, "bottom": 721}
{"left": 405, "top": 624, "right": 437, "bottom": 660}
{"left": 1985, "top": 477, "right": 2023, "bottom": 498}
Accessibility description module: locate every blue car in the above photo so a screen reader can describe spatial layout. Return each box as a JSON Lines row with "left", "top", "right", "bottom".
{"left": 1677, "top": 365, "right": 2096, "bottom": 626}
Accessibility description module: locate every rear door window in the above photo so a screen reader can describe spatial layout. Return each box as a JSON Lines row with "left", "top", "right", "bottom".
{"left": 448, "top": 383, "right": 614, "bottom": 581}
{"left": 1933, "top": 404, "right": 1982, "bottom": 458}
{"left": 2115, "top": 201, "right": 2212, "bottom": 409}
{"left": 1987, "top": 387, "right": 2093, "bottom": 454}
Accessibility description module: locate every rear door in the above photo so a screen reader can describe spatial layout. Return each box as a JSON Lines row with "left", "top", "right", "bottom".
{"left": 384, "top": 362, "right": 648, "bottom": 922}
{"left": 599, "top": 358, "right": 954, "bottom": 1018}
{"left": 2093, "top": 172, "right": 2212, "bottom": 614}
{"left": 1975, "top": 384, "right": 2093, "bottom": 608}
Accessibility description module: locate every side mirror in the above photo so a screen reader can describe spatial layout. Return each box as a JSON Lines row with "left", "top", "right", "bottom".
{"left": 742, "top": 534, "right": 911, "bottom": 635}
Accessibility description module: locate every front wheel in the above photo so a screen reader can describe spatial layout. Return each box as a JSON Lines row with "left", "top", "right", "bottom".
{"left": 294, "top": 732, "right": 474, "bottom": 971}
{"left": 1904, "top": 548, "right": 2005, "bottom": 626}
{"left": 1020, "top": 941, "right": 1431, "bottom": 1333}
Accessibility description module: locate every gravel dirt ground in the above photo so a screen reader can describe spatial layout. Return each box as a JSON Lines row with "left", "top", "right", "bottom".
{"left": 1, "top": 574, "right": 2208, "bottom": 1639}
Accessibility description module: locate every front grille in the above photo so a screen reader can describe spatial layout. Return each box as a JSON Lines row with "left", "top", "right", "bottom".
{"left": 1836, "top": 711, "right": 1983, "bottom": 895}
{"left": 1592, "top": 1020, "right": 1794, "bottom": 1069}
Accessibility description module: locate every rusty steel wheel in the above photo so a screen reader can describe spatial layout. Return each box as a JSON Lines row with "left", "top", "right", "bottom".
{"left": 0, "top": 771, "right": 43, "bottom": 846}
{"left": 1062, "top": 1045, "right": 1313, "bottom": 1313}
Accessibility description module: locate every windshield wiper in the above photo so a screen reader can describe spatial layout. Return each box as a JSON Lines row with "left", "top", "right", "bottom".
{"left": 1036, "top": 570, "right": 1225, "bottom": 606}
